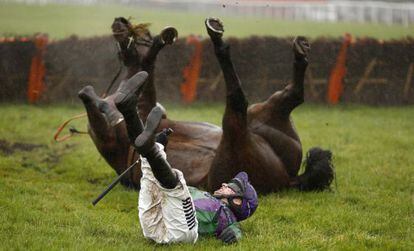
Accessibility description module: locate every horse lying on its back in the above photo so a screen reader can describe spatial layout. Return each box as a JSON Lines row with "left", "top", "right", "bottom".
{"left": 78, "top": 17, "right": 334, "bottom": 193}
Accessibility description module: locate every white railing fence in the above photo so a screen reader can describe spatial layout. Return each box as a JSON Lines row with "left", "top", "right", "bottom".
{"left": 4, "top": 0, "right": 414, "bottom": 26}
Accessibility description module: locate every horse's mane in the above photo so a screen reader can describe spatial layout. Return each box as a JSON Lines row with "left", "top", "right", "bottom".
{"left": 112, "top": 16, "right": 152, "bottom": 40}
{"left": 127, "top": 17, "right": 152, "bottom": 40}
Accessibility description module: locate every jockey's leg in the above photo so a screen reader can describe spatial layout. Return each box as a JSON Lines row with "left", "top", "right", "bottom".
{"left": 135, "top": 106, "right": 178, "bottom": 189}
{"left": 206, "top": 18, "right": 248, "bottom": 138}
{"left": 114, "top": 71, "right": 149, "bottom": 144}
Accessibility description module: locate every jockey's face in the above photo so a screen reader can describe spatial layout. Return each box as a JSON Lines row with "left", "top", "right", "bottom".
{"left": 213, "top": 183, "right": 242, "bottom": 205}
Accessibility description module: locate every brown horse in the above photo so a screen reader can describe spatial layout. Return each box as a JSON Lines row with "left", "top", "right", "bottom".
{"left": 78, "top": 17, "right": 221, "bottom": 189}
{"left": 203, "top": 18, "right": 333, "bottom": 193}
{"left": 79, "top": 17, "right": 333, "bottom": 193}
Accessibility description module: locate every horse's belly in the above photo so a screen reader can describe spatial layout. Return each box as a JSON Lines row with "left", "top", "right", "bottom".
{"left": 166, "top": 141, "right": 215, "bottom": 188}
{"left": 209, "top": 133, "right": 290, "bottom": 193}
{"left": 249, "top": 140, "right": 290, "bottom": 192}
{"left": 163, "top": 120, "right": 222, "bottom": 188}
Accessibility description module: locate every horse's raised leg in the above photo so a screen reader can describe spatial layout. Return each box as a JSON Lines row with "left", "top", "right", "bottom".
{"left": 137, "top": 29, "right": 176, "bottom": 120}
{"left": 205, "top": 18, "right": 250, "bottom": 189}
{"left": 270, "top": 36, "right": 309, "bottom": 117}
{"left": 249, "top": 37, "right": 309, "bottom": 177}
{"left": 142, "top": 36, "right": 167, "bottom": 71}
{"left": 206, "top": 18, "right": 248, "bottom": 137}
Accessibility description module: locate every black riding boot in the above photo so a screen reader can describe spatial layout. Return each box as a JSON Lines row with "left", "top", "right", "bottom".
{"left": 135, "top": 106, "right": 178, "bottom": 189}
{"left": 114, "top": 71, "right": 148, "bottom": 143}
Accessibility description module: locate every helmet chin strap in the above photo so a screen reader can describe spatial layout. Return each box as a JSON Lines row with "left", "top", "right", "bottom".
{"left": 227, "top": 196, "right": 244, "bottom": 216}
{"left": 213, "top": 191, "right": 246, "bottom": 219}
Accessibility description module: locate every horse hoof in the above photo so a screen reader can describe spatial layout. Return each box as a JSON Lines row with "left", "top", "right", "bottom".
{"left": 293, "top": 36, "right": 310, "bottom": 58}
{"left": 160, "top": 26, "right": 178, "bottom": 45}
{"left": 205, "top": 17, "right": 224, "bottom": 39}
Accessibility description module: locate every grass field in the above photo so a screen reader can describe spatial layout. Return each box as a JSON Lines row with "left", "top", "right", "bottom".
{"left": 0, "top": 2, "right": 413, "bottom": 40}
{"left": 0, "top": 1, "right": 413, "bottom": 249}
{"left": 0, "top": 103, "right": 413, "bottom": 250}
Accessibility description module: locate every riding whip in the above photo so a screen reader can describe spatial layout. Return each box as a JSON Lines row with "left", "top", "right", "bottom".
{"left": 92, "top": 160, "right": 139, "bottom": 206}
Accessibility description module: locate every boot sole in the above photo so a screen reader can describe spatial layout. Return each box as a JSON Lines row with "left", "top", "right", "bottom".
{"left": 114, "top": 71, "right": 148, "bottom": 107}
{"left": 135, "top": 106, "right": 163, "bottom": 148}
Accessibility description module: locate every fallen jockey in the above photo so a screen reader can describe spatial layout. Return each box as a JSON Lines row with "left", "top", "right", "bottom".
{"left": 113, "top": 71, "right": 258, "bottom": 244}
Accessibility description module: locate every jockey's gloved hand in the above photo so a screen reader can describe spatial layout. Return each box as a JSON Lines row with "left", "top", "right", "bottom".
{"left": 218, "top": 224, "right": 241, "bottom": 244}
{"left": 155, "top": 128, "right": 173, "bottom": 148}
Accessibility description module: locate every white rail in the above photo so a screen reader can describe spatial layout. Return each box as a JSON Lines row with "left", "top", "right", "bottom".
{"left": 5, "top": 0, "right": 414, "bottom": 26}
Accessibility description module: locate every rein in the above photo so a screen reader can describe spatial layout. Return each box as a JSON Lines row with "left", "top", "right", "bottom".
{"left": 102, "top": 58, "right": 123, "bottom": 97}
{"left": 53, "top": 113, "right": 88, "bottom": 142}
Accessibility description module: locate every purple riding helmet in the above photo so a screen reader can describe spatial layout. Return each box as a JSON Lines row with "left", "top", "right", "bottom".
{"left": 226, "top": 172, "right": 258, "bottom": 221}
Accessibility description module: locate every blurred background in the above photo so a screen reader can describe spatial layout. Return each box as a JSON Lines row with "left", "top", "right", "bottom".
{"left": 2, "top": 0, "right": 414, "bottom": 38}
{"left": 0, "top": 0, "right": 413, "bottom": 105}
{"left": 5, "top": 0, "right": 414, "bottom": 26}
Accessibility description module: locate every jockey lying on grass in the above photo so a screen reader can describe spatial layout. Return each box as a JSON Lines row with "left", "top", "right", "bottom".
{"left": 113, "top": 71, "right": 258, "bottom": 244}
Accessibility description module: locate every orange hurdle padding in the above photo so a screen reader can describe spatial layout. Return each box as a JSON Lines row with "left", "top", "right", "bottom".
{"left": 181, "top": 35, "right": 203, "bottom": 103}
{"left": 327, "top": 33, "right": 352, "bottom": 105}
{"left": 27, "top": 34, "right": 48, "bottom": 103}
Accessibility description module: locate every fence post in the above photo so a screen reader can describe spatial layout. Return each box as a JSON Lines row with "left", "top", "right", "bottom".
{"left": 27, "top": 34, "right": 48, "bottom": 104}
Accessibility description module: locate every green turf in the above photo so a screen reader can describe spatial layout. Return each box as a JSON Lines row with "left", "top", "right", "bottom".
{"left": 0, "top": 2, "right": 413, "bottom": 40}
{"left": 0, "top": 103, "right": 413, "bottom": 250}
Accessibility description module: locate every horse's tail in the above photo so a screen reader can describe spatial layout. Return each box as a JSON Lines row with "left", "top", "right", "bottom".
{"left": 296, "top": 147, "right": 335, "bottom": 191}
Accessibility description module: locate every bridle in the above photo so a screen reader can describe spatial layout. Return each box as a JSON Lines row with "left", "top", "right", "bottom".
{"left": 112, "top": 30, "right": 153, "bottom": 52}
